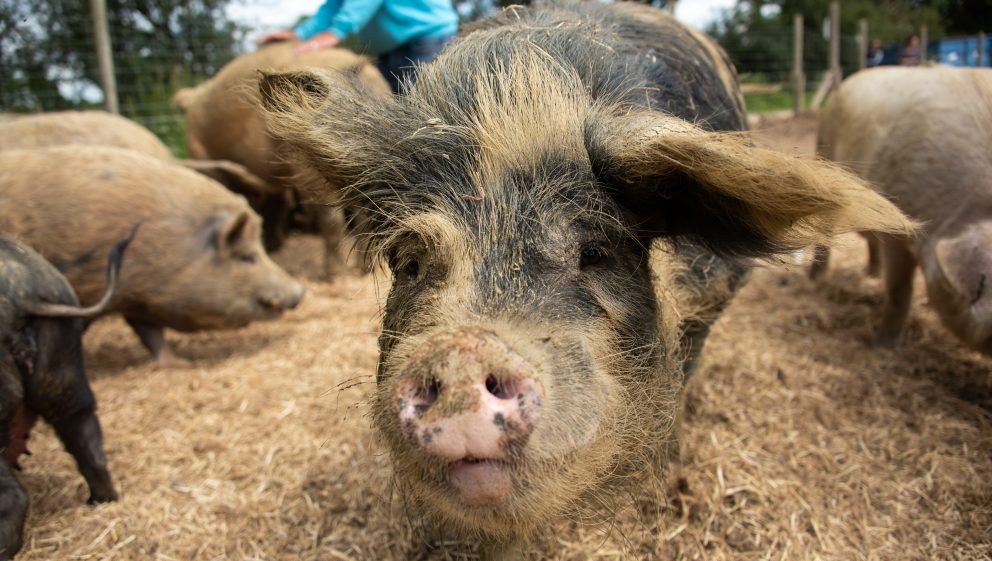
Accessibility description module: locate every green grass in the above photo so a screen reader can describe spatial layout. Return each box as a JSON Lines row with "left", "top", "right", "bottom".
{"left": 744, "top": 90, "right": 818, "bottom": 113}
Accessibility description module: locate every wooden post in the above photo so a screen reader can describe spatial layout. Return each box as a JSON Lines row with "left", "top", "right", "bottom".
{"left": 89, "top": 0, "right": 118, "bottom": 114}
{"left": 979, "top": 31, "right": 986, "bottom": 67}
{"left": 919, "top": 23, "right": 928, "bottom": 66}
{"left": 811, "top": 1, "right": 841, "bottom": 108}
{"left": 829, "top": 1, "right": 841, "bottom": 85}
{"left": 791, "top": 14, "right": 805, "bottom": 115}
{"left": 857, "top": 18, "right": 868, "bottom": 71}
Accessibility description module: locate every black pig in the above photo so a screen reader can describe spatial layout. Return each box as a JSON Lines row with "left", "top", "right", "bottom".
{"left": 0, "top": 230, "right": 132, "bottom": 560}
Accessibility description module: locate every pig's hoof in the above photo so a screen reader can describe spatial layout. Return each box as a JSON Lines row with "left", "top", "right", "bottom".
{"left": 154, "top": 353, "right": 191, "bottom": 369}
{"left": 87, "top": 489, "right": 119, "bottom": 505}
{"left": 873, "top": 333, "right": 900, "bottom": 348}
{"left": 808, "top": 263, "right": 827, "bottom": 281}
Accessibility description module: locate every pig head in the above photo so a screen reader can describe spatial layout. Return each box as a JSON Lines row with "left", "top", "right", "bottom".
{"left": 920, "top": 221, "right": 992, "bottom": 353}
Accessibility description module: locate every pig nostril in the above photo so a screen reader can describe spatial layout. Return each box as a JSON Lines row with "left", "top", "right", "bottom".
{"left": 413, "top": 378, "right": 441, "bottom": 411}
{"left": 485, "top": 374, "right": 514, "bottom": 400}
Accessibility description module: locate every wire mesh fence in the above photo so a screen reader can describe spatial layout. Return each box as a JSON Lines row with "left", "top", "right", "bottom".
{"left": 1, "top": 1, "right": 981, "bottom": 154}
{"left": 0, "top": 1, "right": 247, "bottom": 156}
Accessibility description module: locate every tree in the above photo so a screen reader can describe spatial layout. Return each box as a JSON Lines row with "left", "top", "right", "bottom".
{"left": 926, "top": 0, "right": 992, "bottom": 34}
{"left": 0, "top": 0, "right": 245, "bottom": 113}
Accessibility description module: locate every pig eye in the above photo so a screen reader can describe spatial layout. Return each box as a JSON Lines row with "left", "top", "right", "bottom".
{"left": 387, "top": 237, "right": 427, "bottom": 282}
{"left": 238, "top": 252, "right": 257, "bottom": 264}
{"left": 388, "top": 251, "right": 421, "bottom": 282}
{"left": 579, "top": 244, "right": 608, "bottom": 269}
{"left": 402, "top": 258, "right": 420, "bottom": 280}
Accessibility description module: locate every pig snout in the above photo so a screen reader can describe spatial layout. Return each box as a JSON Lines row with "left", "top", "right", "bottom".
{"left": 256, "top": 279, "right": 305, "bottom": 312}
{"left": 256, "top": 270, "right": 306, "bottom": 313}
{"left": 394, "top": 327, "right": 544, "bottom": 506}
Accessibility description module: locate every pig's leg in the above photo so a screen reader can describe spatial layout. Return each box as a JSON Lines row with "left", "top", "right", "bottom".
{"left": 259, "top": 193, "right": 292, "bottom": 253}
{"left": 864, "top": 232, "right": 881, "bottom": 277}
{"left": 24, "top": 352, "right": 117, "bottom": 505}
{"left": 0, "top": 459, "right": 27, "bottom": 561}
{"left": 315, "top": 205, "right": 351, "bottom": 281}
{"left": 808, "top": 244, "right": 831, "bottom": 280}
{"left": 124, "top": 317, "right": 188, "bottom": 367}
{"left": 49, "top": 410, "right": 117, "bottom": 504}
{"left": 0, "top": 378, "right": 27, "bottom": 561}
{"left": 876, "top": 235, "right": 917, "bottom": 347}
{"left": 675, "top": 247, "right": 751, "bottom": 381}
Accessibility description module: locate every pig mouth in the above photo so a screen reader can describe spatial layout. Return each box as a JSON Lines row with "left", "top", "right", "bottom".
{"left": 446, "top": 457, "right": 514, "bottom": 506}
{"left": 255, "top": 301, "right": 288, "bottom": 319}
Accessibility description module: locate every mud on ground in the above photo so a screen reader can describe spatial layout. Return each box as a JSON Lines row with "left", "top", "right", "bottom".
{"left": 15, "top": 116, "right": 991, "bottom": 560}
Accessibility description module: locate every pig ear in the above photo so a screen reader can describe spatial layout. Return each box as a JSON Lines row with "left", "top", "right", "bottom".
{"left": 208, "top": 211, "right": 251, "bottom": 252}
{"left": 258, "top": 69, "right": 399, "bottom": 196}
{"left": 587, "top": 114, "right": 916, "bottom": 256}
{"left": 182, "top": 160, "right": 281, "bottom": 195}
{"left": 934, "top": 233, "right": 992, "bottom": 308}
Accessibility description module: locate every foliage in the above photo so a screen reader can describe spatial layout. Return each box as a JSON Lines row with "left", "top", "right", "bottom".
{"left": 925, "top": 0, "right": 992, "bottom": 34}
{"left": 708, "top": 1, "right": 946, "bottom": 82}
{"left": 0, "top": 0, "right": 246, "bottom": 113}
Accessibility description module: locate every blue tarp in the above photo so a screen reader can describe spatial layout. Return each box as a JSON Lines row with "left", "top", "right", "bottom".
{"left": 933, "top": 36, "right": 991, "bottom": 67}
{"left": 875, "top": 36, "right": 989, "bottom": 67}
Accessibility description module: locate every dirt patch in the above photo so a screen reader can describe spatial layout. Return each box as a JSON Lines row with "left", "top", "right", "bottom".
{"left": 751, "top": 111, "right": 819, "bottom": 156}
{"left": 14, "top": 118, "right": 991, "bottom": 560}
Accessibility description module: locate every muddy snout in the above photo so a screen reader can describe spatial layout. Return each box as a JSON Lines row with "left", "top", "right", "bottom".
{"left": 394, "top": 327, "right": 544, "bottom": 505}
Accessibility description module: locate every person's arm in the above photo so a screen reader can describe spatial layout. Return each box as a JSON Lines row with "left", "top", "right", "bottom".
{"left": 256, "top": 29, "right": 298, "bottom": 45}
{"left": 293, "top": 0, "right": 343, "bottom": 41}
{"left": 322, "top": 0, "right": 387, "bottom": 40}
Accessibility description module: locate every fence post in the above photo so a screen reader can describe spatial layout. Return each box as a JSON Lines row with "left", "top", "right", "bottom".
{"left": 811, "top": 1, "right": 841, "bottom": 109}
{"left": 979, "top": 31, "right": 986, "bottom": 67}
{"left": 89, "top": 0, "right": 119, "bottom": 114}
{"left": 857, "top": 18, "right": 868, "bottom": 71}
{"left": 829, "top": 1, "right": 841, "bottom": 85}
{"left": 792, "top": 14, "right": 805, "bottom": 115}
{"left": 919, "top": 23, "right": 928, "bottom": 66}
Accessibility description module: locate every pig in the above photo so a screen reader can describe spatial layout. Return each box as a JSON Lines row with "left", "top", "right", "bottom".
{"left": 0, "top": 146, "right": 305, "bottom": 366}
{"left": 0, "top": 230, "right": 133, "bottom": 560}
{"left": 0, "top": 110, "right": 275, "bottom": 198}
{"left": 257, "top": 2, "right": 914, "bottom": 558}
{"left": 810, "top": 66, "right": 992, "bottom": 353}
{"left": 174, "top": 42, "right": 392, "bottom": 277}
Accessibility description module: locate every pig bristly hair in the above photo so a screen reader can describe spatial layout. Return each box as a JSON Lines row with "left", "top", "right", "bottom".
{"left": 259, "top": 23, "right": 912, "bottom": 266}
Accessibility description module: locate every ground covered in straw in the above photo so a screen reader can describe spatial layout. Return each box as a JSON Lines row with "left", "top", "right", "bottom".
{"left": 15, "top": 117, "right": 991, "bottom": 560}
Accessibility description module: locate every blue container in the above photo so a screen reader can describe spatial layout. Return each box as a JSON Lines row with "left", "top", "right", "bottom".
{"left": 934, "top": 35, "right": 991, "bottom": 67}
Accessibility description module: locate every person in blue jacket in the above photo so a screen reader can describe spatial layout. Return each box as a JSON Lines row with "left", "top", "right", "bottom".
{"left": 257, "top": 0, "right": 458, "bottom": 93}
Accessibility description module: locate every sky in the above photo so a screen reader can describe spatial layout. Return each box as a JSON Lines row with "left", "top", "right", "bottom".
{"left": 227, "top": 0, "right": 738, "bottom": 41}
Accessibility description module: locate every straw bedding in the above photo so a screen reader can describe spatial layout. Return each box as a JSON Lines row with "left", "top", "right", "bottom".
{"left": 14, "top": 116, "right": 990, "bottom": 560}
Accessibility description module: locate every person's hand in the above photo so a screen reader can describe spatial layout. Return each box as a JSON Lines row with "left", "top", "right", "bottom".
{"left": 256, "top": 29, "right": 298, "bottom": 45}
{"left": 294, "top": 32, "right": 341, "bottom": 54}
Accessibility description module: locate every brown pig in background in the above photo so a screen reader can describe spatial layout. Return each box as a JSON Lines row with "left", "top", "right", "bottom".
{"left": 811, "top": 66, "right": 992, "bottom": 354}
{"left": 174, "top": 42, "right": 392, "bottom": 277}
{"left": 259, "top": 2, "right": 914, "bottom": 559}
{"left": 0, "top": 146, "right": 304, "bottom": 366}
{"left": 0, "top": 110, "right": 274, "bottom": 198}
